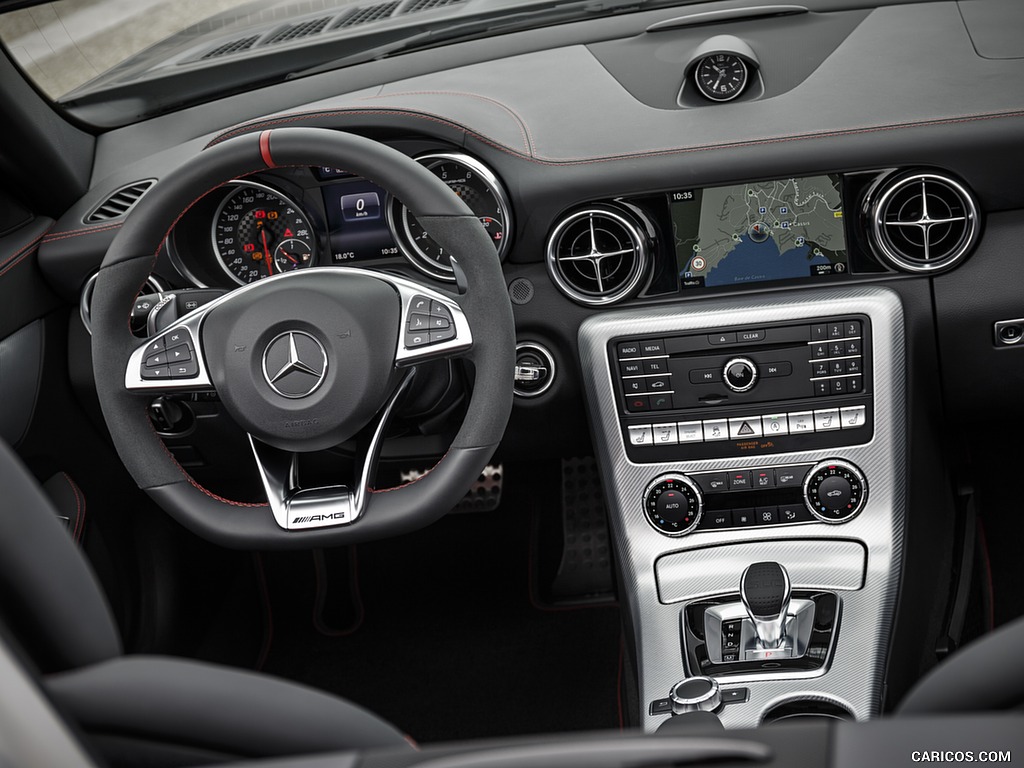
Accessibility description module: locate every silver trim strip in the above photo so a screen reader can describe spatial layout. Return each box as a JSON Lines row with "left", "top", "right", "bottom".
{"left": 657, "top": 539, "right": 866, "bottom": 603}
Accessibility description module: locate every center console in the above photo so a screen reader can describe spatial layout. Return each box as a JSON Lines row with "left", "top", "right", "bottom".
{"left": 578, "top": 286, "right": 906, "bottom": 729}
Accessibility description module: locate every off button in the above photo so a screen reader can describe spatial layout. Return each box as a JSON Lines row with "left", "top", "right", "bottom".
{"left": 723, "top": 357, "right": 758, "bottom": 393}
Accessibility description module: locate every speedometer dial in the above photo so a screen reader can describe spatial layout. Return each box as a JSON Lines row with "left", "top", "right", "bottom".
{"left": 391, "top": 154, "right": 512, "bottom": 281}
{"left": 212, "top": 182, "right": 316, "bottom": 285}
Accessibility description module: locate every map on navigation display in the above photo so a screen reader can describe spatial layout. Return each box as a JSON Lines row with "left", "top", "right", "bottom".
{"left": 670, "top": 175, "right": 849, "bottom": 289}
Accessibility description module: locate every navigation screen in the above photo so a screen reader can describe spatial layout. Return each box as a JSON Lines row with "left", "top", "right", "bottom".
{"left": 670, "top": 175, "right": 849, "bottom": 290}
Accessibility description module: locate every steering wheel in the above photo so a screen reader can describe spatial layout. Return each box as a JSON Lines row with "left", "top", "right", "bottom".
{"left": 90, "top": 127, "right": 515, "bottom": 549}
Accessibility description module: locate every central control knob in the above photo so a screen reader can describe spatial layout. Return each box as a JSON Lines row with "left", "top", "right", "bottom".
{"left": 669, "top": 676, "right": 722, "bottom": 715}
{"left": 643, "top": 475, "right": 703, "bottom": 536}
{"left": 803, "top": 459, "right": 867, "bottom": 523}
{"left": 723, "top": 357, "right": 758, "bottom": 393}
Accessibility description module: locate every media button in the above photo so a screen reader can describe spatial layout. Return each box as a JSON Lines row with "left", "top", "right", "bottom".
{"left": 641, "top": 340, "right": 666, "bottom": 356}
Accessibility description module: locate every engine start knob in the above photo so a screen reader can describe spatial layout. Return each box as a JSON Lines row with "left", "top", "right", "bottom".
{"left": 803, "top": 459, "right": 867, "bottom": 524}
{"left": 723, "top": 357, "right": 758, "bottom": 393}
{"left": 643, "top": 475, "right": 703, "bottom": 536}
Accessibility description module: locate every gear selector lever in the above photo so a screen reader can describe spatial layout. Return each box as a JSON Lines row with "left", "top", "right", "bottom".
{"left": 740, "top": 562, "right": 791, "bottom": 649}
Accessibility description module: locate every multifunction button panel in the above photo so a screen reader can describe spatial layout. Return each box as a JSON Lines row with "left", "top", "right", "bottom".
{"left": 404, "top": 294, "right": 457, "bottom": 349}
{"left": 613, "top": 317, "right": 872, "bottom": 460}
{"left": 139, "top": 328, "right": 200, "bottom": 380}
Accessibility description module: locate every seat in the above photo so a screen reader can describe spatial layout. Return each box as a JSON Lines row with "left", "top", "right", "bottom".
{"left": 897, "top": 614, "right": 1024, "bottom": 715}
{"left": 0, "top": 438, "right": 412, "bottom": 767}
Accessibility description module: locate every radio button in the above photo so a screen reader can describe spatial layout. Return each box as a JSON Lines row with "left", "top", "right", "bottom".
{"left": 628, "top": 425, "right": 654, "bottom": 445}
{"left": 703, "top": 419, "right": 729, "bottom": 441}
{"left": 762, "top": 414, "right": 789, "bottom": 436}
{"left": 677, "top": 421, "right": 704, "bottom": 443}
{"left": 729, "top": 418, "right": 763, "bottom": 439}
{"left": 617, "top": 342, "right": 642, "bottom": 358}
{"left": 789, "top": 412, "right": 815, "bottom": 433}
{"left": 814, "top": 409, "right": 842, "bottom": 431}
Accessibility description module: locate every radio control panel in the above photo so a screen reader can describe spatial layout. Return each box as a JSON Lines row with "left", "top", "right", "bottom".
{"left": 612, "top": 317, "right": 873, "bottom": 460}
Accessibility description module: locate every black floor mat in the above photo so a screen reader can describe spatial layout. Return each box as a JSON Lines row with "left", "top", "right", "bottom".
{"left": 259, "top": 464, "right": 623, "bottom": 743}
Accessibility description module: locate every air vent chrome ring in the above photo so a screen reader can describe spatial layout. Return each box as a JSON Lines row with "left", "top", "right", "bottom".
{"left": 545, "top": 206, "right": 650, "bottom": 306}
{"left": 868, "top": 171, "right": 979, "bottom": 274}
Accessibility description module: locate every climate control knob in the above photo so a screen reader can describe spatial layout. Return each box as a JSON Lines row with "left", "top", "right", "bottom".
{"left": 803, "top": 459, "right": 867, "bottom": 524}
{"left": 643, "top": 475, "right": 703, "bottom": 536}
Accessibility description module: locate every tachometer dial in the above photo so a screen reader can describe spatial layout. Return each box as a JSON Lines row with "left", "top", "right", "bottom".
{"left": 694, "top": 53, "right": 749, "bottom": 102}
{"left": 391, "top": 153, "right": 512, "bottom": 281}
{"left": 212, "top": 182, "right": 316, "bottom": 285}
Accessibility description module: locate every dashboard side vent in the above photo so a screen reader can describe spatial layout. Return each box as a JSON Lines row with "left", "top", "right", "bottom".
{"left": 332, "top": 2, "right": 400, "bottom": 28}
{"left": 546, "top": 206, "right": 650, "bottom": 306}
{"left": 262, "top": 16, "right": 333, "bottom": 45}
{"left": 84, "top": 180, "right": 156, "bottom": 223}
{"left": 869, "top": 172, "right": 980, "bottom": 274}
{"left": 201, "top": 35, "right": 260, "bottom": 59}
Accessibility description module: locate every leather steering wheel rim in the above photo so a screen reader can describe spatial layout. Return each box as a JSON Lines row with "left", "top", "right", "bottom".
{"left": 90, "top": 127, "right": 515, "bottom": 549}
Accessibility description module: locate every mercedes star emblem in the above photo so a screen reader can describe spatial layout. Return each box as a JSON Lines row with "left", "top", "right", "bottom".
{"left": 261, "top": 331, "right": 328, "bottom": 399}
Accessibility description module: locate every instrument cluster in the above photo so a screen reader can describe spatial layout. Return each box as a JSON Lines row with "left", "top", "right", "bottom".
{"left": 166, "top": 150, "right": 512, "bottom": 288}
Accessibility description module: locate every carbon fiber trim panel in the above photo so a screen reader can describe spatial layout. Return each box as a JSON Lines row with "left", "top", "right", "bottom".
{"left": 578, "top": 286, "right": 905, "bottom": 730}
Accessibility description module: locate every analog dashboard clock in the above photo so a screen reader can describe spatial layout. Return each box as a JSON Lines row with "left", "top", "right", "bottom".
{"left": 693, "top": 53, "right": 749, "bottom": 102}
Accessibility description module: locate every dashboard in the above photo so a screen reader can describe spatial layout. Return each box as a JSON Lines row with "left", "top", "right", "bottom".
{"left": 19, "top": 0, "right": 1024, "bottom": 730}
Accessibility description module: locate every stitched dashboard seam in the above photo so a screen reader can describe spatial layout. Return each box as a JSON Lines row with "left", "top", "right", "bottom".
{"left": 42, "top": 222, "right": 123, "bottom": 243}
{"left": 60, "top": 472, "right": 86, "bottom": 542}
{"left": 205, "top": 105, "right": 1024, "bottom": 166}
{"left": 0, "top": 230, "right": 50, "bottom": 279}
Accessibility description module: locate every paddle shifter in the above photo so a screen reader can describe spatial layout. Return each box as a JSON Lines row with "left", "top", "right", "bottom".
{"left": 740, "top": 562, "right": 791, "bottom": 649}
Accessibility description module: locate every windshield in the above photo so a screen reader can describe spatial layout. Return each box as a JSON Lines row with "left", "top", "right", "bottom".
{"left": 0, "top": 0, "right": 708, "bottom": 124}
{"left": 0, "top": 0, "right": 260, "bottom": 99}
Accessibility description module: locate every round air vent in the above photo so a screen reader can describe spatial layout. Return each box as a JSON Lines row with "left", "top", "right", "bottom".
{"left": 545, "top": 206, "right": 650, "bottom": 306}
{"left": 868, "top": 172, "right": 979, "bottom": 274}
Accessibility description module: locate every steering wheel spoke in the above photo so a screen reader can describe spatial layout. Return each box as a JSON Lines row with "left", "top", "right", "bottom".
{"left": 251, "top": 370, "right": 415, "bottom": 531}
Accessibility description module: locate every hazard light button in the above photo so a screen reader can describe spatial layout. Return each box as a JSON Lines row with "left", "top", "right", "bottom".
{"left": 728, "top": 417, "right": 763, "bottom": 440}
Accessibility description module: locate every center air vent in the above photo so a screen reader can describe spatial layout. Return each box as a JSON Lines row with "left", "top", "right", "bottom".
{"left": 546, "top": 206, "right": 650, "bottom": 306}
{"left": 85, "top": 180, "right": 156, "bottom": 223}
{"left": 868, "top": 171, "right": 980, "bottom": 274}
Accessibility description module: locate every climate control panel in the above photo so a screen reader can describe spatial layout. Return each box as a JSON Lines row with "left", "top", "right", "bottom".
{"left": 641, "top": 459, "right": 868, "bottom": 537}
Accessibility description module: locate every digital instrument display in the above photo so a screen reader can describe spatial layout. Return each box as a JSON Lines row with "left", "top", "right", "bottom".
{"left": 321, "top": 178, "right": 401, "bottom": 263}
{"left": 670, "top": 175, "right": 850, "bottom": 290}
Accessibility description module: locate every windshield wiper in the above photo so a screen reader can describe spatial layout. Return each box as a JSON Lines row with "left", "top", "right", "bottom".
{"left": 287, "top": 0, "right": 654, "bottom": 79}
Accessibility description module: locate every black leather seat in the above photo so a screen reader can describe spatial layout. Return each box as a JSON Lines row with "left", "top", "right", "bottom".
{"left": 897, "top": 614, "right": 1024, "bottom": 715}
{"left": 0, "top": 438, "right": 412, "bottom": 767}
